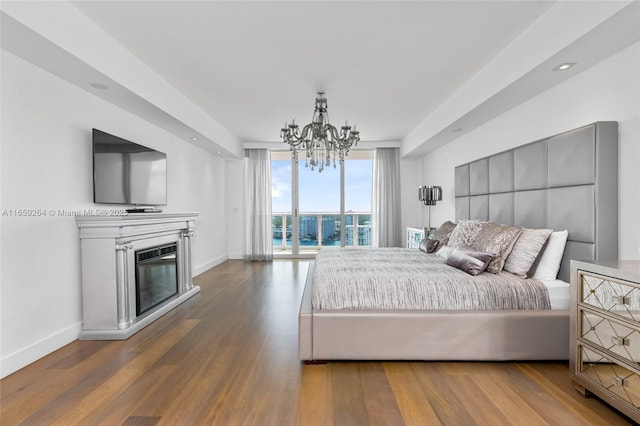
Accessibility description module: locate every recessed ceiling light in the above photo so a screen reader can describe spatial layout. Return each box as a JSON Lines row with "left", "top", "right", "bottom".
{"left": 216, "top": 151, "right": 222, "bottom": 155}
{"left": 89, "top": 82, "right": 108, "bottom": 90}
{"left": 553, "top": 62, "right": 576, "bottom": 71}
{"left": 452, "top": 128, "right": 464, "bottom": 133}
{"left": 190, "top": 136, "right": 199, "bottom": 141}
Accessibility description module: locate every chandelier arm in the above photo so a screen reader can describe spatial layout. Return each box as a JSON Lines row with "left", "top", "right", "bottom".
{"left": 325, "top": 125, "right": 358, "bottom": 154}
{"left": 324, "top": 124, "right": 349, "bottom": 143}
{"left": 284, "top": 123, "right": 314, "bottom": 147}
{"left": 299, "top": 123, "right": 313, "bottom": 140}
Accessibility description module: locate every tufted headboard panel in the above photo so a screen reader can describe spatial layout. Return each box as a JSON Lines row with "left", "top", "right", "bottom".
{"left": 454, "top": 122, "right": 618, "bottom": 282}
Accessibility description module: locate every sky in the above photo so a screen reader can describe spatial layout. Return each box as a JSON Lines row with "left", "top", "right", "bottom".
{"left": 271, "top": 159, "right": 373, "bottom": 213}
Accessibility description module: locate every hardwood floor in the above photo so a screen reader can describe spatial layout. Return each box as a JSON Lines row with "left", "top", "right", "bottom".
{"left": 1, "top": 260, "right": 634, "bottom": 425}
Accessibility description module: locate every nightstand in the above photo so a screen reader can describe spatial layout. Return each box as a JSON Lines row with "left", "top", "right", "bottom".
{"left": 570, "top": 260, "right": 640, "bottom": 423}
{"left": 406, "top": 227, "right": 436, "bottom": 248}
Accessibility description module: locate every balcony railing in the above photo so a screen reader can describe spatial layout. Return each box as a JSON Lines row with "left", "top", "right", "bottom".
{"left": 272, "top": 212, "right": 372, "bottom": 252}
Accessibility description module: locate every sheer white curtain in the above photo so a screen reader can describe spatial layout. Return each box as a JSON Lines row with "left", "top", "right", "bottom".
{"left": 372, "top": 147, "right": 402, "bottom": 247}
{"left": 244, "top": 149, "right": 273, "bottom": 261}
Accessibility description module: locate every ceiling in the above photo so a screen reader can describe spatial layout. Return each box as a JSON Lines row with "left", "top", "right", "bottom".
{"left": 2, "top": 1, "right": 640, "bottom": 158}
{"left": 69, "top": 0, "right": 552, "bottom": 144}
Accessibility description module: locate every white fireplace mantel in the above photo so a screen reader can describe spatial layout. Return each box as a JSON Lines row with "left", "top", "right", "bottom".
{"left": 76, "top": 212, "right": 200, "bottom": 340}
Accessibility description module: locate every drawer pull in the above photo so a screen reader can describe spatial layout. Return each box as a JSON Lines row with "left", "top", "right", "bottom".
{"left": 612, "top": 295, "right": 630, "bottom": 305}
{"left": 612, "top": 376, "right": 629, "bottom": 387}
{"left": 611, "top": 336, "right": 630, "bottom": 346}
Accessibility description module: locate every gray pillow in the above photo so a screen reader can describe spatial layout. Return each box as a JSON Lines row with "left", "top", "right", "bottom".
{"left": 446, "top": 247, "right": 493, "bottom": 276}
{"left": 504, "top": 228, "right": 554, "bottom": 278}
{"left": 432, "top": 221, "right": 456, "bottom": 246}
{"left": 471, "top": 222, "right": 523, "bottom": 274}
{"left": 419, "top": 238, "right": 440, "bottom": 254}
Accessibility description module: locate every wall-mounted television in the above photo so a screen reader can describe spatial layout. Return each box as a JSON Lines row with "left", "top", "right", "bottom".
{"left": 93, "top": 129, "right": 167, "bottom": 206}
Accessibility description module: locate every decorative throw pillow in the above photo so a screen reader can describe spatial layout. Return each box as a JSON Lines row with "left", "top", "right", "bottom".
{"left": 533, "top": 230, "right": 569, "bottom": 280}
{"left": 446, "top": 247, "right": 493, "bottom": 276}
{"left": 504, "top": 228, "right": 553, "bottom": 278}
{"left": 435, "top": 245, "right": 455, "bottom": 259}
{"left": 432, "top": 221, "right": 456, "bottom": 246}
{"left": 471, "top": 222, "right": 523, "bottom": 274}
{"left": 418, "top": 238, "right": 440, "bottom": 254}
{"left": 447, "top": 219, "right": 486, "bottom": 248}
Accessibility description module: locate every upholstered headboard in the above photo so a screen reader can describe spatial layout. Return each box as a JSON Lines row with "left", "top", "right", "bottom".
{"left": 454, "top": 122, "right": 618, "bottom": 282}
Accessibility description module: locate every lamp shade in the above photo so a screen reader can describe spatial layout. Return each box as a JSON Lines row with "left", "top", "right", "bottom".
{"left": 419, "top": 185, "right": 442, "bottom": 205}
{"left": 418, "top": 186, "right": 426, "bottom": 201}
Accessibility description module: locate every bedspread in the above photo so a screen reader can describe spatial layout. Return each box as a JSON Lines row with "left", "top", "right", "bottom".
{"left": 312, "top": 248, "right": 551, "bottom": 310}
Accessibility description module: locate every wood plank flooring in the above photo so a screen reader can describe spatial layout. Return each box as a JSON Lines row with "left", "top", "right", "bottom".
{"left": 0, "top": 260, "right": 634, "bottom": 425}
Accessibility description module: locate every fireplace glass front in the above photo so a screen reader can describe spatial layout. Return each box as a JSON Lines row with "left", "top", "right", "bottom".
{"left": 135, "top": 243, "right": 178, "bottom": 316}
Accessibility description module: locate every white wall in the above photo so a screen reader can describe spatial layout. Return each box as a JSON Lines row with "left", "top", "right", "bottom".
{"left": 420, "top": 41, "right": 640, "bottom": 260}
{"left": 0, "top": 50, "right": 229, "bottom": 377}
{"left": 226, "top": 159, "right": 245, "bottom": 259}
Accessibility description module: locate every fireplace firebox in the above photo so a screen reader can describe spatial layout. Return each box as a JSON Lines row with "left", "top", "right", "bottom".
{"left": 135, "top": 243, "right": 178, "bottom": 316}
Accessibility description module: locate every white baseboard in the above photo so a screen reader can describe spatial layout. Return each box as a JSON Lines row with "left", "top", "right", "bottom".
{"left": 227, "top": 252, "right": 244, "bottom": 260}
{"left": 1, "top": 321, "right": 82, "bottom": 379}
{"left": 193, "top": 254, "right": 228, "bottom": 277}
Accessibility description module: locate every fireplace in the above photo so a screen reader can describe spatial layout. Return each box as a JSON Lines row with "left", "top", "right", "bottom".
{"left": 135, "top": 243, "right": 178, "bottom": 316}
{"left": 76, "top": 213, "right": 200, "bottom": 340}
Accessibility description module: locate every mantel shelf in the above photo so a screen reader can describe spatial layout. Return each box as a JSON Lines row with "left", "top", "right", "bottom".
{"left": 77, "top": 212, "right": 199, "bottom": 239}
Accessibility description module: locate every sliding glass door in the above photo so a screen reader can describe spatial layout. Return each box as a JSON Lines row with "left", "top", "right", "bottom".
{"left": 271, "top": 150, "right": 372, "bottom": 257}
{"left": 298, "top": 159, "right": 340, "bottom": 252}
{"left": 344, "top": 155, "right": 373, "bottom": 247}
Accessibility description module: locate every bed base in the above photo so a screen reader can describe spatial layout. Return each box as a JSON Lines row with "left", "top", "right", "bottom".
{"left": 299, "top": 263, "right": 569, "bottom": 361}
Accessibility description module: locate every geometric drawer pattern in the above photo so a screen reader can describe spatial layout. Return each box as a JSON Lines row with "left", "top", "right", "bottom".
{"left": 572, "top": 262, "right": 640, "bottom": 423}
{"left": 581, "top": 274, "right": 640, "bottom": 322}
{"left": 580, "top": 345, "right": 640, "bottom": 409}
{"left": 581, "top": 311, "right": 640, "bottom": 364}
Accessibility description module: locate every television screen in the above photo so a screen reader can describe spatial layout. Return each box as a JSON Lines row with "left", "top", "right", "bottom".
{"left": 93, "top": 129, "right": 167, "bottom": 206}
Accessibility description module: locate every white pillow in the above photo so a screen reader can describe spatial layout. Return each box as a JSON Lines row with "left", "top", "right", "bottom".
{"left": 532, "top": 230, "right": 569, "bottom": 280}
{"left": 435, "top": 245, "right": 455, "bottom": 259}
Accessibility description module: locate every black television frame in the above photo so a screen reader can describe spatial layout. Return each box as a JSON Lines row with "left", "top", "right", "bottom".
{"left": 92, "top": 128, "right": 167, "bottom": 207}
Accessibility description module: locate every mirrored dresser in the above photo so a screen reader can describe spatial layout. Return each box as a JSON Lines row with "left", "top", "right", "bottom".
{"left": 570, "top": 260, "right": 640, "bottom": 423}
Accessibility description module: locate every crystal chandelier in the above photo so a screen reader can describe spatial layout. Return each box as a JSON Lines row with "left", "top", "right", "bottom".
{"left": 280, "top": 92, "right": 360, "bottom": 172}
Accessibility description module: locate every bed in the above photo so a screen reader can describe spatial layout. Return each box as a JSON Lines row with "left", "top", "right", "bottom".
{"left": 299, "top": 121, "right": 619, "bottom": 361}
